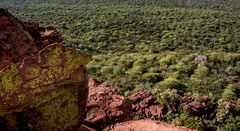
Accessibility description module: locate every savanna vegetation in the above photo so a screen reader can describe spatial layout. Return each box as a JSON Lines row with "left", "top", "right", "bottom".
{"left": 1, "top": 0, "right": 240, "bottom": 130}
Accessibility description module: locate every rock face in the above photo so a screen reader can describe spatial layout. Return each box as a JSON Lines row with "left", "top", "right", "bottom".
{"left": 0, "top": 9, "right": 91, "bottom": 130}
{"left": 85, "top": 79, "right": 132, "bottom": 130}
{"left": 130, "top": 91, "right": 166, "bottom": 119}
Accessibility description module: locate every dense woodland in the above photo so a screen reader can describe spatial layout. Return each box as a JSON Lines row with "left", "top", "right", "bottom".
{"left": 2, "top": 0, "right": 240, "bottom": 11}
{"left": 1, "top": 0, "right": 240, "bottom": 130}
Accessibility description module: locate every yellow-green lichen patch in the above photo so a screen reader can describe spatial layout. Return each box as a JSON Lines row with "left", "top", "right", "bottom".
{"left": 0, "top": 44, "right": 90, "bottom": 128}
{"left": 65, "top": 51, "right": 87, "bottom": 68}
{"left": 72, "top": 69, "right": 85, "bottom": 82}
{"left": 22, "top": 48, "right": 89, "bottom": 90}
{"left": 24, "top": 68, "right": 55, "bottom": 89}
{"left": 0, "top": 101, "right": 9, "bottom": 116}
{"left": 23, "top": 74, "right": 42, "bottom": 89}
{"left": 33, "top": 89, "right": 62, "bottom": 108}
{"left": 0, "top": 65, "right": 22, "bottom": 91}
{"left": 23, "top": 52, "right": 87, "bottom": 91}
{"left": 62, "top": 51, "right": 88, "bottom": 80}
{"left": 37, "top": 88, "right": 79, "bottom": 130}
{"left": 48, "top": 66, "right": 64, "bottom": 82}
{"left": 44, "top": 47, "right": 62, "bottom": 66}
{"left": 33, "top": 88, "right": 42, "bottom": 94}
{"left": 0, "top": 109, "right": 8, "bottom": 116}
{"left": 18, "top": 95, "right": 26, "bottom": 103}
{"left": 0, "top": 95, "right": 18, "bottom": 116}
{"left": 41, "top": 69, "right": 55, "bottom": 84}
{"left": 25, "top": 67, "right": 41, "bottom": 80}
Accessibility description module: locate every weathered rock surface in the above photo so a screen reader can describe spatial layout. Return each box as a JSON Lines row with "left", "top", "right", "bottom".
{"left": 85, "top": 80, "right": 196, "bottom": 131}
{"left": 131, "top": 90, "right": 216, "bottom": 120}
{"left": 85, "top": 79, "right": 219, "bottom": 130}
{"left": 130, "top": 91, "right": 166, "bottom": 119}
{"left": 103, "top": 119, "right": 195, "bottom": 131}
{"left": 85, "top": 79, "right": 132, "bottom": 129}
{"left": 0, "top": 9, "right": 91, "bottom": 130}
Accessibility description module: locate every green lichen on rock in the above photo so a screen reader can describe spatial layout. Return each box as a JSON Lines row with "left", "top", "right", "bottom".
{"left": 0, "top": 64, "right": 22, "bottom": 92}
{"left": 25, "top": 67, "right": 41, "bottom": 80}
{"left": 45, "top": 46, "right": 63, "bottom": 66}
{"left": 61, "top": 50, "right": 89, "bottom": 80}
{"left": 37, "top": 87, "right": 79, "bottom": 130}
{"left": 0, "top": 9, "right": 91, "bottom": 130}
{"left": 20, "top": 47, "right": 86, "bottom": 88}
{"left": 0, "top": 45, "right": 91, "bottom": 130}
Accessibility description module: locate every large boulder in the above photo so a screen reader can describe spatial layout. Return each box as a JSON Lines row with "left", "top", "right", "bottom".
{"left": 0, "top": 9, "right": 91, "bottom": 130}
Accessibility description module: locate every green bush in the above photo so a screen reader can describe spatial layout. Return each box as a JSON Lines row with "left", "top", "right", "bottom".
{"left": 222, "top": 84, "right": 237, "bottom": 101}
{"left": 101, "top": 66, "right": 113, "bottom": 74}
{"left": 142, "top": 73, "right": 162, "bottom": 83}
{"left": 159, "top": 54, "right": 176, "bottom": 66}
{"left": 231, "top": 66, "right": 240, "bottom": 76}
{"left": 156, "top": 89, "right": 180, "bottom": 105}
{"left": 153, "top": 77, "right": 184, "bottom": 91}
{"left": 174, "top": 114, "right": 205, "bottom": 130}
{"left": 191, "top": 66, "right": 209, "bottom": 78}
{"left": 113, "top": 66, "right": 124, "bottom": 75}
{"left": 129, "top": 65, "right": 144, "bottom": 76}
{"left": 169, "top": 61, "right": 195, "bottom": 75}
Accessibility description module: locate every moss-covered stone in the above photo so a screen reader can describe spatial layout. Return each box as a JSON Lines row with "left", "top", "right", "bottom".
{"left": 37, "top": 88, "right": 80, "bottom": 130}
{"left": 0, "top": 65, "right": 22, "bottom": 91}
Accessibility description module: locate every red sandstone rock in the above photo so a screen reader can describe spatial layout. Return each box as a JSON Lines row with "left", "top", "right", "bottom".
{"left": 85, "top": 107, "right": 107, "bottom": 124}
{"left": 149, "top": 105, "right": 165, "bottom": 119}
{"left": 85, "top": 79, "right": 132, "bottom": 129}
{"left": 130, "top": 91, "right": 165, "bottom": 119}
{"left": 0, "top": 9, "right": 63, "bottom": 71}
{"left": 0, "top": 9, "right": 91, "bottom": 130}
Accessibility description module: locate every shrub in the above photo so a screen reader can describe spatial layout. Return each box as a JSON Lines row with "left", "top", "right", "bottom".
{"left": 142, "top": 73, "right": 162, "bottom": 83}
{"left": 100, "top": 66, "right": 113, "bottom": 74}
{"left": 191, "top": 66, "right": 209, "bottom": 78}
{"left": 174, "top": 114, "right": 205, "bottom": 130}
{"left": 113, "top": 66, "right": 124, "bottom": 75}
{"left": 169, "top": 61, "right": 195, "bottom": 75}
{"left": 147, "top": 67, "right": 160, "bottom": 73}
{"left": 221, "top": 116, "right": 240, "bottom": 130}
{"left": 235, "top": 99, "right": 240, "bottom": 112}
{"left": 159, "top": 54, "right": 176, "bottom": 66}
{"left": 133, "top": 58, "right": 147, "bottom": 67}
{"left": 129, "top": 65, "right": 144, "bottom": 76}
{"left": 154, "top": 77, "right": 183, "bottom": 90}
{"left": 222, "top": 84, "right": 237, "bottom": 101}
{"left": 156, "top": 89, "right": 180, "bottom": 105}
{"left": 231, "top": 66, "right": 240, "bottom": 76}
